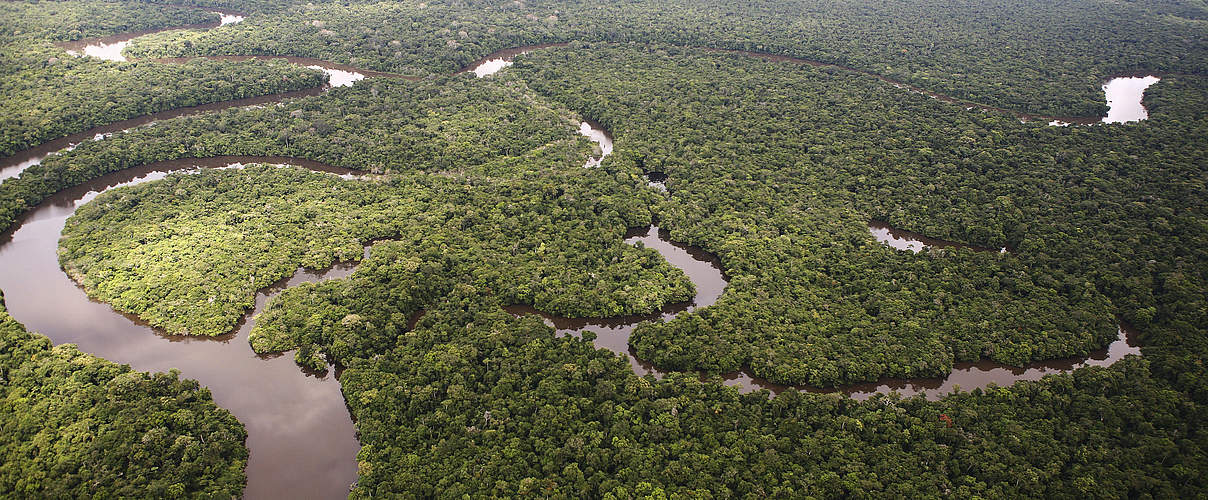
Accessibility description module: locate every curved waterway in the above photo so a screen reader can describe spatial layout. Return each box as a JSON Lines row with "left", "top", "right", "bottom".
{"left": 2, "top": 43, "right": 548, "bottom": 183}
{"left": 0, "top": 149, "right": 1144, "bottom": 498}
{"left": 459, "top": 43, "right": 569, "bottom": 77}
{"left": 0, "top": 88, "right": 325, "bottom": 182}
{"left": 578, "top": 119, "right": 614, "bottom": 167}
{"left": 508, "top": 225, "right": 1140, "bottom": 401}
{"left": 4, "top": 16, "right": 410, "bottom": 182}
{"left": 0, "top": 157, "right": 363, "bottom": 499}
{"left": 57, "top": 7, "right": 246, "bottom": 62}
{"left": 12, "top": 36, "right": 1158, "bottom": 183}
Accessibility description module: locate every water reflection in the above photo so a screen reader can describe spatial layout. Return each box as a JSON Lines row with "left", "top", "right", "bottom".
{"left": 309, "top": 65, "right": 364, "bottom": 87}
{"left": 1102, "top": 76, "right": 1161, "bottom": 123}
{"left": 646, "top": 171, "right": 668, "bottom": 192}
{"left": 80, "top": 40, "right": 130, "bottom": 62}
{"left": 724, "top": 325, "right": 1140, "bottom": 400}
{"left": 461, "top": 43, "right": 568, "bottom": 77}
{"left": 217, "top": 12, "right": 245, "bottom": 26}
{"left": 869, "top": 220, "right": 1008, "bottom": 254}
{"left": 579, "top": 120, "right": 613, "bottom": 167}
{"left": 472, "top": 59, "right": 513, "bottom": 77}
{"left": 57, "top": 8, "right": 244, "bottom": 63}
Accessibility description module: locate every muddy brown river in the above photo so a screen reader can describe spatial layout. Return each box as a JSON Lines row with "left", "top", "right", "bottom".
{"left": 0, "top": 158, "right": 363, "bottom": 499}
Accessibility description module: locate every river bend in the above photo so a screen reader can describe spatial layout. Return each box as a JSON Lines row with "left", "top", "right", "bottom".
{"left": 0, "top": 157, "right": 363, "bottom": 499}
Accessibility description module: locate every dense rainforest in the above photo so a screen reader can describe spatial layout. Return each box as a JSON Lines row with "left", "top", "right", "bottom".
{"left": 1, "top": 0, "right": 1207, "bottom": 497}
{"left": 42, "top": 47, "right": 1198, "bottom": 388}
{"left": 0, "top": 291, "right": 248, "bottom": 498}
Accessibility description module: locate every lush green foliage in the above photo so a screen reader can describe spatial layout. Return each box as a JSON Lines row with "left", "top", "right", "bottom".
{"left": 0, "top": 53, "right": 326, "bottom": 158}
{"left": 126, "top": 0, "right": 1207, "bottom": 115}
{"left": 0, "top": 76, "right": 594, "bottom": 232}
{"left": 69, "top": 161, "right": 1201, "bottom": 496}
{"left": 0, "top": 0, "right": 327, "bottom": 158}
{"left": 0, "top": 291, "right": 248, "bottom": 498}
{"left": 40, "top": 44, "right": 1208, "bottom": 390}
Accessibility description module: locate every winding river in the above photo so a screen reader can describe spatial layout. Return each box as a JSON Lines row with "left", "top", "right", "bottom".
{"left": 0, "top": 87, "right": 325, "bottom": 182}
{"left": 3, "top": 13, "right": 411, "bottom": 182}
{"left": 57, "top": 7, "right": 245, "bottom": 62}
{"left": 6, "top": 20, "right": 1160, "bottom": 184}
{"left": 0, "top": 17, "right": 1159, "bottom": 497}
{"left": 0, "top": 158, "right": 363, "bottom": 499}
{"left": 508, "top": 225, "right": 1140, "bottom": 401}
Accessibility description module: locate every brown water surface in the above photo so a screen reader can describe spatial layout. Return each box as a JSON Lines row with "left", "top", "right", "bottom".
{"left": 55, "top": 6, "right": 246, "bottom": 62}
{"left": 724, "top": 325, "right": 1140, "bottom": 401}
{"left": 505, "top": 225, "right": 726, "bottom": 376}
{"left": 579, "top": 118, "right": 613, "bottom": 167}
{"left": 3, "top": 34, "right": 1159, "bottom": 496}
{"left": 0, "top": 157, "right": 363, "bottom": 499}
{"left": 1101, "top": 76, "right": 1161, "bottom": 123}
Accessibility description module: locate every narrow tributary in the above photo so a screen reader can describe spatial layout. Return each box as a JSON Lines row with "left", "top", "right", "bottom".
{"left": 869, "top": 220, "right": 1010, "bottom": 254}
{"left": 56, "top": 6, "right": 244, "bottom": 62}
